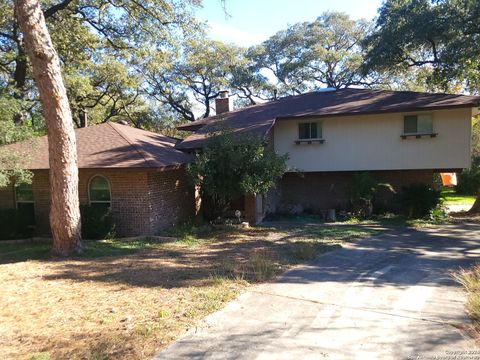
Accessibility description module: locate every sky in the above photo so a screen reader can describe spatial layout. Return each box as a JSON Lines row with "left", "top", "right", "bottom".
{"left": 195, "top": 0, "right": 384, "bottom": 47}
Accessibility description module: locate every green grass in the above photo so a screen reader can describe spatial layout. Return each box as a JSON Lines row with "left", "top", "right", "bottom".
{"left": 300, "top": 224, "right": 379, "bottom": 241}
{"left": 0, "top": 238, "right": 158, "bottom": 263}
{"left": 441, "top": 188, "right": 476, "bottom": 206}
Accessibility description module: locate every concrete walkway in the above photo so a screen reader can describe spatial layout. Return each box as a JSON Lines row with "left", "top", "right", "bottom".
{"left": 156, "top": 224, "right": 480, "bottom": 360}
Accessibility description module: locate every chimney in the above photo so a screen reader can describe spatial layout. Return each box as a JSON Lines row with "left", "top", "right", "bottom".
{"left": 215, "top": 90, "right": 232, "bottom": 114}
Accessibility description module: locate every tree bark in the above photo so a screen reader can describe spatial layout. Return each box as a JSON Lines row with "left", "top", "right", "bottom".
{"left": 469, "top": 192, "right": 480, "bottom": 213}
{"left": 15, "top": 0, "right": 83, "bottom": 256}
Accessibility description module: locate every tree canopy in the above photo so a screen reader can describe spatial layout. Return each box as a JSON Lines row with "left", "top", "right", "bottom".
{"left": 364, "top": 0, "right": 480, "bottom": 93}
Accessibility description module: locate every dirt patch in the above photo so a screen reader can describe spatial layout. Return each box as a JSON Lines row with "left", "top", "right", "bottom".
{"left": 0, "top": 224, "right": 376, "bottom": 359}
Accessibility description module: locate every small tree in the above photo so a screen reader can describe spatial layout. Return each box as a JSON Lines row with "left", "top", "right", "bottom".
{"left": 187, "top": 132, "right": 288, "bottom": 219}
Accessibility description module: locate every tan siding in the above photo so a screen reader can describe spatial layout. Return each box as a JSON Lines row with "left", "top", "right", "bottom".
{"left": 274, "top": 108, "right": 472, "bottom": 172}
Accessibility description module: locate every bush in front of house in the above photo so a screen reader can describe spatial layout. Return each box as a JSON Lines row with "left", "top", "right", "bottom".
{"left": 0, "top": 208, "right": 34, "bottom": 240}
{"left": 395, "top": 184, "right": 441, "bottom": 218}
{"left": 349, "top": 172, "right": 393, "bottom": 218}
{"left": 455, "top": 166, "right": 480, "bottom": 195}
{"left": 187, "top": 131, "right": 288, "bottom": 220}
{"left": 80, "top": 205, "right": 115, "bottom": 240}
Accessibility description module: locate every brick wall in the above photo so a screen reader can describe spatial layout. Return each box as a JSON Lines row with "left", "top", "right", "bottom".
{"left": 147, "top": 168, "right": 195, "bottom": 234}
{"left": 266, "top": 170, "right": 434, "bottom": 214}
{"left": 32, "top": 171, "right": 51, "bottom": 235}
{"left": 0, "top": 183, "right": 14, "bottom": 209}
{"left": 0, "top": 167, "right": 195, "bottom": 238}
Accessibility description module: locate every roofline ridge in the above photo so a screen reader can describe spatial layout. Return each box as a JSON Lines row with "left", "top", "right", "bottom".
{"left": 107, "top": 122, "right": 153, "bottom": 167}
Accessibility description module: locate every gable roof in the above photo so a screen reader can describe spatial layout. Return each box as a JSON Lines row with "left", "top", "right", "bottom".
{"left": 176, "top": 88, "right": 480, "bottom": 150}
{"left": 3, "top": 122, "right": 193, "bottom": 170}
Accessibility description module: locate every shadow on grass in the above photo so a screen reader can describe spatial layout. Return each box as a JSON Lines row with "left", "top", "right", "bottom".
{"left": 4, "top": 222, "right": 478, "bottom": 292}
{"left": 0, "top": 239, "right": 158, "bottom": 265}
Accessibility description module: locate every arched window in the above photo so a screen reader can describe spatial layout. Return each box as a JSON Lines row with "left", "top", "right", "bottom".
{"left": 16, "top": 183, "right": 35, "bottom": 226}
{"left": 89, "top": 176, "right": 111, "bottom": 209}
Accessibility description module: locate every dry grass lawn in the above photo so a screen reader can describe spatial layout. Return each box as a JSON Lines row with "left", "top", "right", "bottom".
{"left": 0, "top": 224, "right": 378, "bottom": 360}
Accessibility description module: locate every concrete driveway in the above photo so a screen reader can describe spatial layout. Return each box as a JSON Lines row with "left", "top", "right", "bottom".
{"left": 156, "top": 224, "right": 480, "bottom": 360}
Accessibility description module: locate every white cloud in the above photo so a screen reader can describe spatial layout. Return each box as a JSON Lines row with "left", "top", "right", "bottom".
{"left": 206, "top": 21, "right": 267, "bottom": 47}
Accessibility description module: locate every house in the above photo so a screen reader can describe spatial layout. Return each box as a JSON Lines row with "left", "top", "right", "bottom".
{"left": 177, "top": 88, "right": 480, "bottom": 222}
{"left": 1, "top": 88, "right": 478, "bottom": 238}
{"left": 0, "top": 122, "right": 195, "bottom": 237}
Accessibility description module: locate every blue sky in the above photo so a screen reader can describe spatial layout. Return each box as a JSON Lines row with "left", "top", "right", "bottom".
{"left": 195, "top": 0, "right": 383, "bottom": 46}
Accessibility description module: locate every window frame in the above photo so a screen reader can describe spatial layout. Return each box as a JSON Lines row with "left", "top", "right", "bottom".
{"left": 402, "top": 113, "right": 434, "bottom": 135}
{"left": 15, "top": 182, "right": 36, "bottom": 226}
{"left": 15, "top": 182, "right": 34, "bottom": 208}
{"left": 88, "top": 175, "right": 112, "bottom": 207}
{"left": 298, "top": 121, "right": 322, "bottom": 140}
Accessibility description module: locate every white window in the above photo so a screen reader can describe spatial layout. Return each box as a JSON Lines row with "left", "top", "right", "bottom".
{"left": 298, "top": 122, "right": 322, "bottom": 139}
{"left": 89, "top": 176, "right": 111, "bottom": 209}
{"left": 404, "top": 114, "right": 433, "bottom": 134}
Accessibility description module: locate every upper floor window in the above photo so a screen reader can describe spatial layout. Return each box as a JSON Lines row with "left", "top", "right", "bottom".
{"left": 404, "top": 114, "right": 433, "bottom": 134}
{"left": 89, "top": 176, "right": 111, "bottom": 209}
{"left": 15, "top": 183, "right": 35, "bottom": 226}
{"left": 298, "top": 122, "right": 322, "bottom": 139}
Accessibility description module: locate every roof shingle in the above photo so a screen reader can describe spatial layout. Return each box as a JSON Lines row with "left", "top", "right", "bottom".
{"left": 176, "top": 88, "right": 480, "bottom": 150}
{"left": 2, "top": 122, "right": 192, "bottom": 170}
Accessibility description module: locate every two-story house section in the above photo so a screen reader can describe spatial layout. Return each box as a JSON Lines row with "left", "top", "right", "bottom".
{"left": 176, "top": 88, "right": 480, "bottom": 222}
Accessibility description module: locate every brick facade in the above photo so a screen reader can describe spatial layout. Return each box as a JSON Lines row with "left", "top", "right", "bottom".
{"left": 266, "top": 170, "right": 434, "bottom": 214}
{"left": 0, "top": 167, "right": 195, "bottom": 238}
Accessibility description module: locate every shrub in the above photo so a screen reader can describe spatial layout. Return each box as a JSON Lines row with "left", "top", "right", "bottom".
{"left": 0, "top": 208, "right": 34, "bottom": 240}
{"left": 187, "top": 131, "right": 288, "bottom": 220}
{"left": 80, "top": 205, "right": 114, "bottom": 240}
{"left": 349, "top": 172, "right": 393, "bottom": 217}
{"left": 456, "top": 167, "right": 480, "bottom": 195}
{"left": 396, "top": 184, "right": 441, "bottom": 218}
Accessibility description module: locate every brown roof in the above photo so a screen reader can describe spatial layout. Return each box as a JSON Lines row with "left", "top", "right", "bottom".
{"left": 176, "top": 88, "right": 480, "bottom": 150}
{"left": 3, "top": 122, "right": 193, "bottom": 170}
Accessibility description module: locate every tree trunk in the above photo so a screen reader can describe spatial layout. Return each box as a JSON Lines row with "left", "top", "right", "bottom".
{"left": 15, "top": 0, "right": 83, "bottom": 256}
{"left": 469, "top": 192, "right": 480, "bottom": 213}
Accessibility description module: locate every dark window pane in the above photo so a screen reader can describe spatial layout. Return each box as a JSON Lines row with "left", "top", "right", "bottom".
{"left": 417, "top": 114, "right": 433, "bottom": 133}
{"left": 310, "top": 123, "right": 318, "bottom": 138}
{"left": 404, "top": 115, "right": 418, "bottom": 133}
{"left": 298, "top": 123, "right": 310, "bottom": 139}
{"left": 16, "top": 183, "right": 33, "bottom": 202}
{"left": 89, "top": 176, "right": 111, "bottom": 203}
{"left": 90, "top": 202, "right": 110, "bottom": 213}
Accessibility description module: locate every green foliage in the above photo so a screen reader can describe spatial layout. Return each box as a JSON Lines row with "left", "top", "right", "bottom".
{"left": 349, "top": 172, "right": 392, "bottom": 217}
{"left": 251, "top": 12, "right": 376, "bottom": 96}
{"left": 396, "top": 184, "right": 441, "bottom": 218}
{"left": 365, "top": 0, "right": 480, "bottom": 93}
{"left": 0, "top": 0, "right": 201, "bottom": 128}
{"left": 456, "top": 167, "right": 480, "bottom": 195}
{"left": 80, "top": 205, "right": 115, "bottom": 240}
{"left": 0, "top": 208, "right": 35, "bottom": 240}
{"left": 187, "top": 132, "right": 288, "bottom": 218}
{"left": 350, "top": 172, "right": 381, "bottom": 202}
